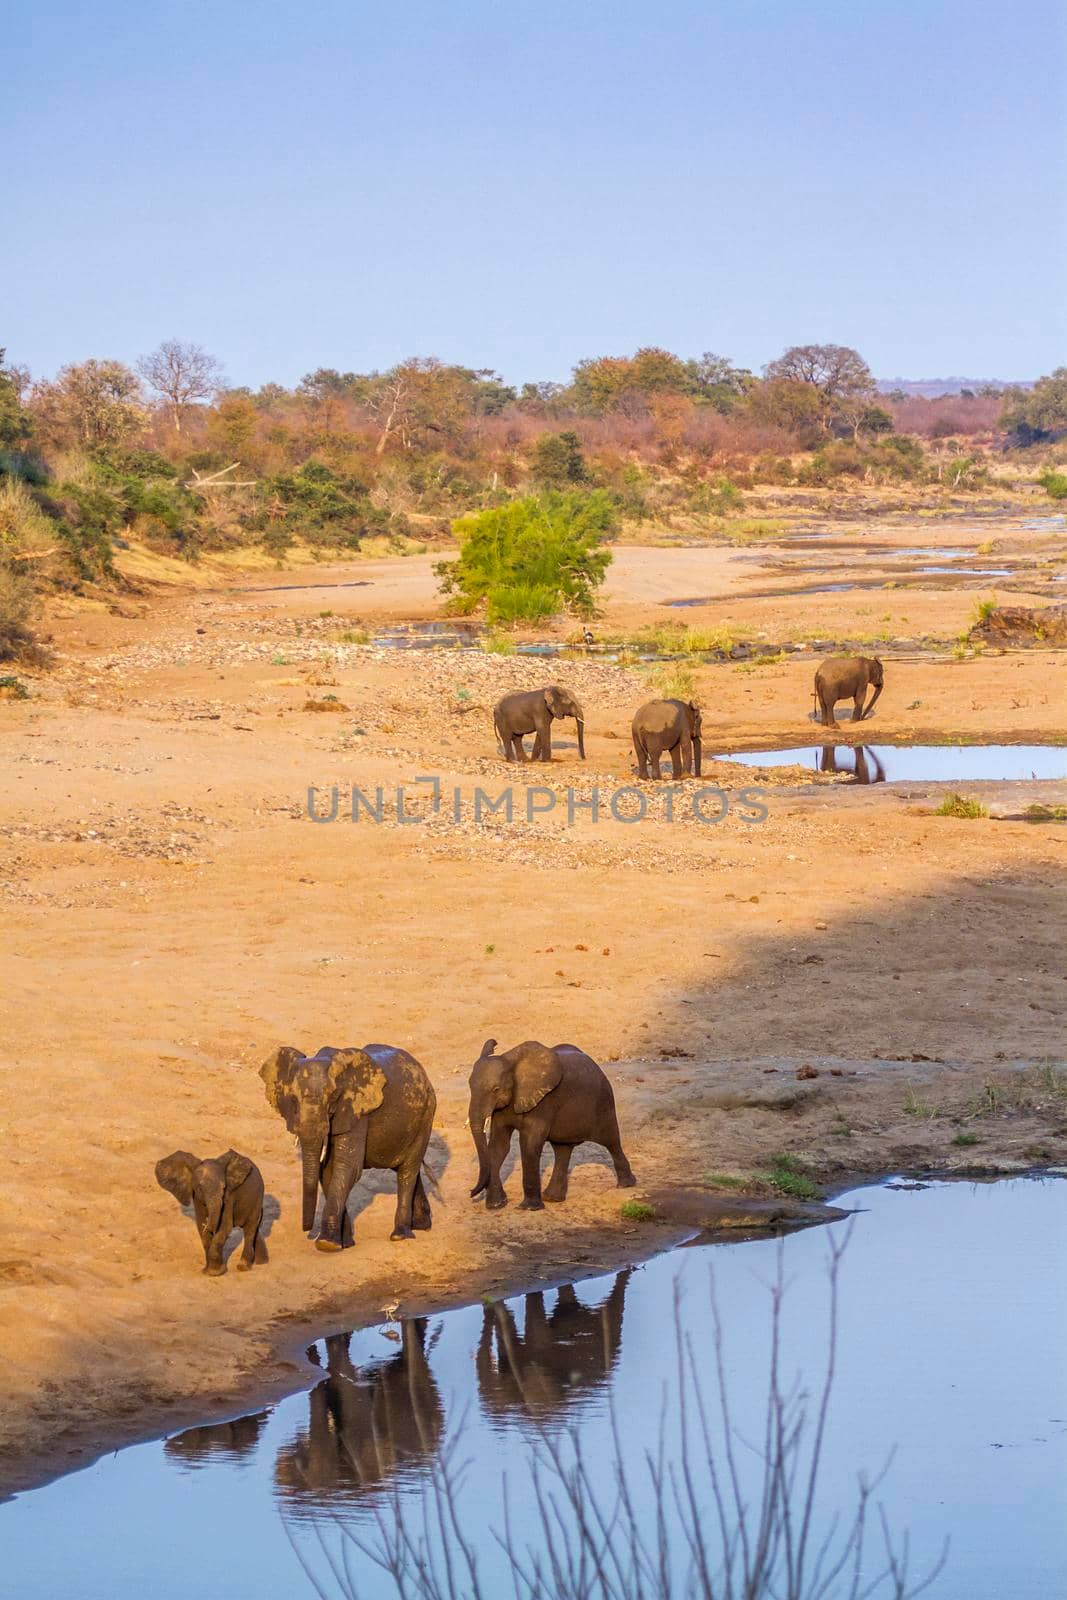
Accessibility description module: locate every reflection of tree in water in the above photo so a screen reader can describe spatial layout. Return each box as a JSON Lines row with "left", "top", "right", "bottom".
{"left": 820, "top": 745, "right": 886, "bottom": 784}
{"left": 477, "top": 1270, "right": 630, "bottom": 1425}
{"left": 275, "top": 1320, "right": 443, "bottom": 1509}
{"left": 164, "top": 1409, "right": 269, "bottom": 1468}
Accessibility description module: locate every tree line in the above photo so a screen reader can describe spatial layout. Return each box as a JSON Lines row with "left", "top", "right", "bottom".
{"left": 0, "top": 337, "right": 1063, "bottom": 658}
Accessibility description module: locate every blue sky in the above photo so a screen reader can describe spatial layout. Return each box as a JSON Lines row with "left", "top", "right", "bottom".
{"left": 7, "top": 0, "right": 1064, "bottom": 387}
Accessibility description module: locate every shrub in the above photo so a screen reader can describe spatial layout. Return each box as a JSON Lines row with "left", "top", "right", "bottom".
{"left": 620, "top": 1199, "right": 656, "bottom": 1221}
{"left": 935, "top": 793, "right": 988, "bottom": 819}
{"left": 688, "top": 476, "right": 742, "bottom": 515}
{"left": 530, "top": 430, "right": 586, "bottom": 488}
{"left": 436, "top": 491, "right": 615, "bottom": 623}
{"left": 1038, "top": 468, "right": 1067, "bottom": 500}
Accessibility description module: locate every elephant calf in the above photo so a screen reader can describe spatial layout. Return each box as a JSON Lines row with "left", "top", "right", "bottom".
{"left": 155, "top": 1148, "right": 267, "bottom": 1276}
{"left": 469, "top": 1039, "right": 636, "bottom": 1211}
{"left": 632, "top": 697, "right": 702, "bottom": 779}
{"left": 814, "top": 655, "right": 884, "bottom": 726}
{"left": 493, "top": 685, "right": 585, "bottom": 762}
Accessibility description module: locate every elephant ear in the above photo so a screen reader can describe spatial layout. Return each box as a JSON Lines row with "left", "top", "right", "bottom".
{"left": 155, "top": 1151, "right": 197, "bottom": 1207}
{"left": 220, "top": 1149, "right": 254, "bottom": 1189}
{"left": 509, "top": 1042, "right": 563, "bottom": 1114}
{"left": 259, "top": 1045, "right": 305, "bottom": 1133}
{"left": 543, "top": 686, "right": 563, "bottom": 717}
{"left": 326, "top": 1048, "right": 387, "bottom": 1118}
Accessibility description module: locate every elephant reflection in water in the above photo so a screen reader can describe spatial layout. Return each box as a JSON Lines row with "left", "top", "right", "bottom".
{"left": 819, "top": 745, "right": 886, "bottom": 785}
{"left": 164, "top": 1409, "right": 270, "bottom": 1467}
{"left": 477, "top": 1270, "right": 631, "bottom": 1423}
{"left": 275, "top": 1321, "right": 443, "bottom": 1502}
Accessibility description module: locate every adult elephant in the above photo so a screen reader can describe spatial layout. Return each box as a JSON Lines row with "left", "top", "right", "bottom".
{"left": 493, "top": 685, "right": 585, "bottom": 762}
{"left": 468, "top": 1038, "right": 635, "bottom": 1210}
{"left": 275, "top": 1323, "right": 443, "bottom": 1503}
{"left": 259, "top": 1043, "right": 436, "bottom": 1249}
{"left": 814, "top": 656, "right": 884, "bottom": 726}
{"left": 476, "top": 1272, "right": 631, "bottom": 1423}
{"left": 632, "top": 698, "right": 702, "bottom": 779}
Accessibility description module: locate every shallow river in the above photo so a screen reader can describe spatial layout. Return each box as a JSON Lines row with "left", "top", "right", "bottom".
{"left": 3, "top": 1179, "right": 1064, "bottom": 1599}
{"left": 720, "top": 744, "right": 1067, "bottom": 784}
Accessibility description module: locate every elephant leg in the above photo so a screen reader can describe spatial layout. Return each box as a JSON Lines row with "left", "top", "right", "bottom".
{"left": 253, "top": 1224, "right": 269, "bottom": 1264}
{"left": 391, "top": 1154, "right": 422, "bottom": 1241}
{"left": 317, "top": 1127, "right": 366, "bottom": 1251}
{"left": 537, "top": 722, "right": 552, "bottom": 761}
{"left": 237, "top": 1225, "right": 257, "bottom": 1271}
{"left": 412, "top": 1172, "right": 432, "bottom": 1230}
{"left": 517, "top": 1125, "right": 547, "bottom": 1210}
{"left": 603, "top": 1111, "right": 637, "bottom": 1188}
{"left": 650, "top": 749, "right": 662, "bottom": 780}
{"left": 670, "top": 743, "right": 684, "bottom": 779}
{"left": 543, "top": 1143, "right": 574, "bottom": 1203}
{"left": 513, "top": 734, "right": 528, "bottom": 761}
{"left": 634, "top": 742, "right": 649, "bottom": 779}
{"left": 485, "top": 1121, "right": 513, "bottom": 1210}
{"left": 853, "top": 692, "right": 864, "bottom": 722}
{"left": 822, "top": 694, "right": 836, "bottom": 726}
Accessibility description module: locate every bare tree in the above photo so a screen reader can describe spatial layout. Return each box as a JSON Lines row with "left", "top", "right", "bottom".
{"left": 137, "top": 339, "right": 224, "bottom": 433}
{"left": 284, "top": 1235, "right": 946, "bottom": 1600}
{"left": 763, "top": 345, "right": 875, "bottom": 401}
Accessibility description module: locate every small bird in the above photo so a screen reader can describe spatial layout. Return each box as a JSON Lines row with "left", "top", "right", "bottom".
{"left": 582, "top": 629, "right": 595, "bottom": 646}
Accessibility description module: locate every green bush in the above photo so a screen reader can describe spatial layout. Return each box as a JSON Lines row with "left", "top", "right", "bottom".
{"left": 688, "top": 476, "right": 742, "bottom": 515}
{"left": 935, "top": 793, "right": 988, "bottom": 819}
{"left": 531, "top": 430, "right": 586, "bottom": 488}
{"left": 1038, "top": 468, "right": 1067, "bottom": 500}
{"left": 436, "top": 491, "right": 615, "bottom": 623}
{"left": 244, "top": 460, "right": 396, "bottom": 554}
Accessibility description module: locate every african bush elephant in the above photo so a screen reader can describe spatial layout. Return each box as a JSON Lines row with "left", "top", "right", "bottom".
{"left": 155, "top": 1148, "right": 267, "bottom": 1276}
{"left": 259, "top": 1043, "right": 436, "bottom": 1250}
{"left": 274, "top": 1323, "right": 443, "bottom": 1503}
{"left": 493, "top": 685, "right": 585, "bottom": 762}
{"left": 477, "top": 1272, "right": 630, "bottom": 1423}
{"left": 632, "top": 698, "right": 702, "bottom": 779}
{"left": 814, "top": 656, "right": 884, "bottom": 726}
{"left": 164, "top": 1410, "right": 270, "bottom": 1465}
{"left": 468, "top": 1039, "right": 635, "bottom": 1210}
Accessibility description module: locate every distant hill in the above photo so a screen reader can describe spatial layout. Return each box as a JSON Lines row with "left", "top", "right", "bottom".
{"left": 876, "top": 377, "right": 1031, "bottom": 398}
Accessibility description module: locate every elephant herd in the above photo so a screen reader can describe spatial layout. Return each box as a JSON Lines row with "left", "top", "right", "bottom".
{"left": 156, "top": 1037, "right": 634, "bottom": 1276}
{"left": 165, "top": 1270, "right": 632, "bottom": 1505}
{"left": 492, "top": 655, "right": 886, "bottom": 773}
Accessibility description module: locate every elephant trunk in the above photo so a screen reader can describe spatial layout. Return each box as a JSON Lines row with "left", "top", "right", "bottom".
{"left": 692, "top": 735, "right": 702, "bottom": 777}
{"left": 861, "top": 683, "right": 883, "bottom": 721}
{"left": 469, "top": 1099, "right": 491, "bottom": 1197}
{"left": 300, "top": 1133, "right": 323, "bottom": 1233}
{"left": 576, "top": 718, "right": 585, "bottom": 760}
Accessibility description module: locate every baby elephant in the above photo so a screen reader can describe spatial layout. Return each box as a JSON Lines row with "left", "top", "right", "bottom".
{"left": 632, "top": 697, "right": 702, "bottom": 779}
{"left": 155, "top": 1149, "right": 268, "bottom": 1276}
{"left": 469, "top": 1039, "right": 636, "bottom": 1211}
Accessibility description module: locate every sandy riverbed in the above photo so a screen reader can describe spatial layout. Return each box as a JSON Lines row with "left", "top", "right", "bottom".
{"left": 2, "top": 518, "right": 1065, "bottom": 1496}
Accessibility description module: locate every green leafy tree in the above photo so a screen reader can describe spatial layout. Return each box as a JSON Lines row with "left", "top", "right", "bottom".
{"left": 531, "top": 430, "right": 586, "bottom": 488}
{"left": 0, "top": 350, "right": 31, "bottom": 447}
{"left": 684, "top": 352, "right": 755, "bottom": 411}
{"left": 436, "top": 492, "right": 615, "bottom": 622}
{"left": 1000, "top": 368, "right": 1067, "bottom": 444}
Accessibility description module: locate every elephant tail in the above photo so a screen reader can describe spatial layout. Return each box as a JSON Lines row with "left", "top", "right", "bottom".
{"left": 420, "top": 1160, "right": 445, "bottom": 1204}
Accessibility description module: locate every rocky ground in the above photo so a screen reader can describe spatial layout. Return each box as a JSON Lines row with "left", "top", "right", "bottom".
{"left": 1, "top": 511, "right": 1065, "bottom": 1496}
